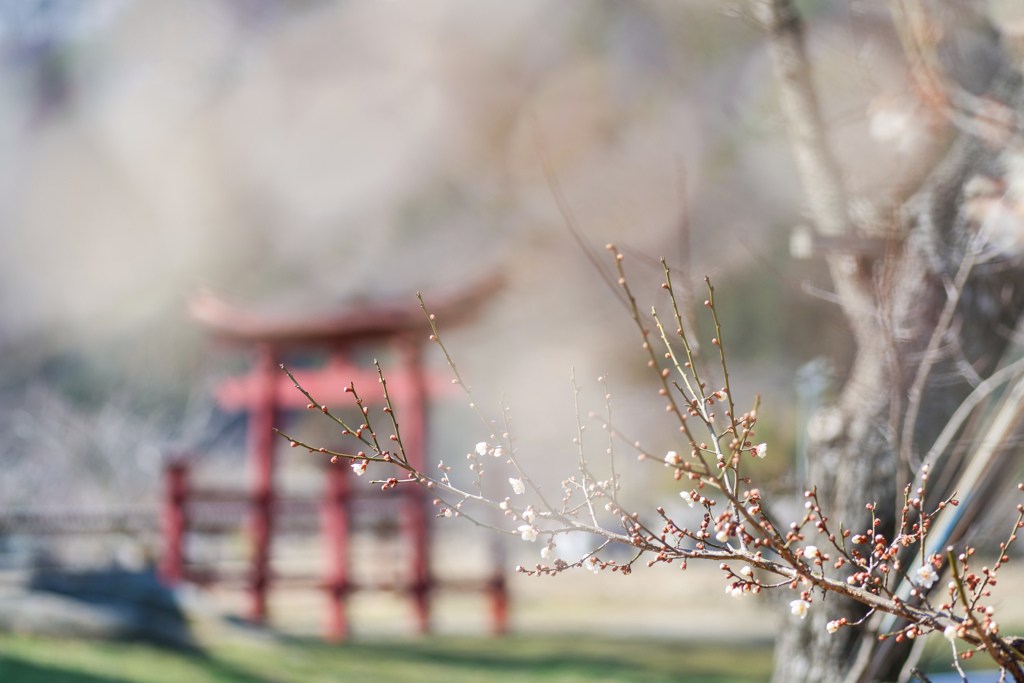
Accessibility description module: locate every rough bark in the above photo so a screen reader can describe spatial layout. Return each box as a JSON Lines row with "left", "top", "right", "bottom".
{"left": 757, "top": 0, "right": 1024, "bottom": 681}
{"left": 773, "top": 137, "right": 1024, "bottom": 683}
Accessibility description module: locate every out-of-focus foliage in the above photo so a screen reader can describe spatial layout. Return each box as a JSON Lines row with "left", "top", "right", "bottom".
{"left": 0, "top": 0, "right": 919, "bottom": 526}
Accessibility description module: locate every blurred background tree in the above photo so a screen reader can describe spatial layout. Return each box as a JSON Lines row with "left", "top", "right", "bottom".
{"left": 0, "top": 0, "right": 832, "bottom": 529}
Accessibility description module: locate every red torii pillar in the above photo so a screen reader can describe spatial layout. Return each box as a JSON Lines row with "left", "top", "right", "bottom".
{"left": 321, "top": 459, "right": 350, "bottom": 639}
{"left": 396, "top": 336, "right": 430, "bottom": 633}
{"left": 158, "top": 461, "right": 189, "bottom": 585}
{"left": 247, "top": 343, "right": 279, "bottom": 623}
{"left": 188, "top": 278, "right": 501, "bottom": 634}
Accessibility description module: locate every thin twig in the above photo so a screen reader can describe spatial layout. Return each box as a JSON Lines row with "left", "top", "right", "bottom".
{"left": 900, "top": 247, "right": 980, "bottom": 471}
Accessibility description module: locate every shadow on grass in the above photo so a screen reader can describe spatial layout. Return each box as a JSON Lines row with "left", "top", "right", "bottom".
{"left": 0, "top": 642, "right": 277, "bottom": 683}
{"left": 288, "top": 634, "right": 773, "bottom": 683}
{"left": 0, "top": 656, "right": 134, "bottom": 683}
{"left": 186, "top": 650, "right": 282, "bottom": 683}
{"left": 0, "top": 631, "right": 773, "bottom": 683}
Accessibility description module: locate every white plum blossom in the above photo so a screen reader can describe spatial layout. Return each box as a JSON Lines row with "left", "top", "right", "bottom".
{"left": 664, "top": 450, "right": 681, "bottom": 466}
{"left": 739, "top": 565, "right": 753, "bottom": 577}
{"left": 944, "top": 624, "right": 959, "bottom": 642}
{"left": 499, "top": 500, "right": 508, "bottom": 510}
{"left": 755, "top": 443, "right": 768, "bottom": 458}
{"left": 727, "top": 584, "right": 747, "bottom": 599}
{"left": 916, "top": 563, "right": 938, "bottom": 589}
{"left": 522, "top": 507, "right": 536, "bottom": 524}
{"left": 826, "top": 620, "right": 841, "bottom": 634}
{"left": 540, "top": 546, "right": 552, "bottom": 560}
{"left": 510, "top": 477, "right": 526, "bottom": 495}
{"left": 585, "top": 556, "right": 600, "bottom": 574}
{"left": 493, "top": 446, "right": 506, "bottom": 458}
{"left": 803, "top": 545, "right": 820, "bottom": 559}
{"left": 790, "top": 599, "right": 811, "bottom": 619}
{"left": 352, "top": 460, "right": 368, "bottom": 476}
{"left": 443, "top": 508, "right": 453, "bottom": 518}
{"left": 680, "top": 491, "right": 695, "bottom": 507}
{"left": 518, "top": 525, "right": 538, "bottom": 542}
{"left": 475, "top": 442, "right": 490, "bottom": 456}
{"left": 716, "top": 530, "right": 729, "bottom": 543}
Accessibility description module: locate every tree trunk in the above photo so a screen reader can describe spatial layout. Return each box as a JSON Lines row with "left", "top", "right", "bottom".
{"left": 758, "top": 1, "right": 1024, "bottom": 680}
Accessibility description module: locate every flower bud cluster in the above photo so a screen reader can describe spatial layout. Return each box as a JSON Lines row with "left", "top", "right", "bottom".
{"left": 274, "top": 268, "right": 1024, "bottom": 676}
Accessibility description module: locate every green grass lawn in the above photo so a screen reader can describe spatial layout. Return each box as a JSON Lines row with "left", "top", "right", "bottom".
{"left": 0, "top": 632, "right": 773, "bottom": 683}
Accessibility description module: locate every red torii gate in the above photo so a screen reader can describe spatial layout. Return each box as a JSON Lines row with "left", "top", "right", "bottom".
{"left": 166, "top": 277, "right": 504, "bottom": 639}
